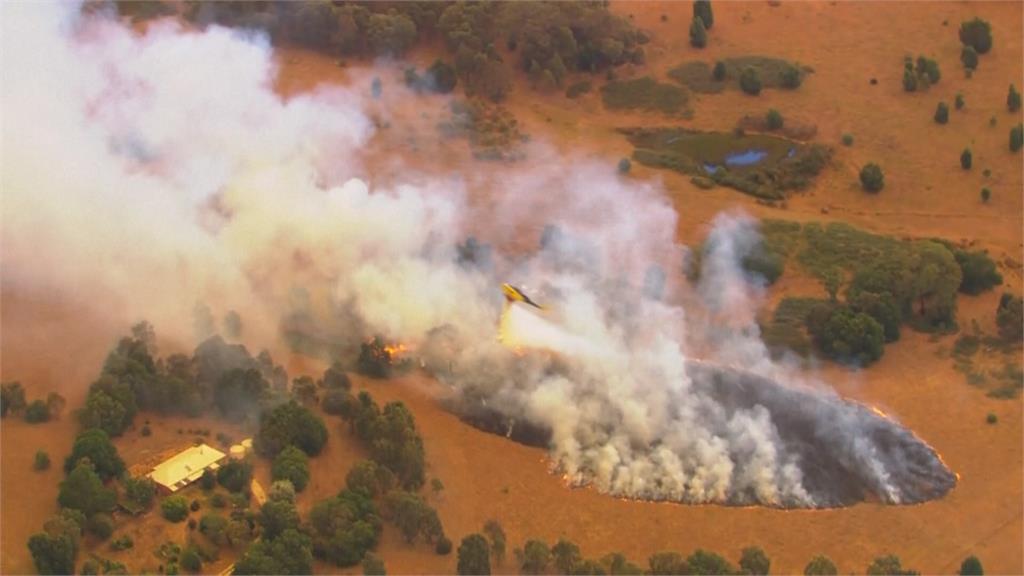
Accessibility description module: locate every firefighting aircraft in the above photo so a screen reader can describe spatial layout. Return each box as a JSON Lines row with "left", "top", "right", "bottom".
{"left": 502, "top": 283, "right": 544, "bottom": 309}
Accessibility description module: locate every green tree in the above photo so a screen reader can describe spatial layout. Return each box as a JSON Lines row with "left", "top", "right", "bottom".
{"left": 740, "top": 66, "right": 762, "bottom": 95}
{"left": 234, "top": 528, "right": 313, "bottom": 575}
{"left": 693, "top": 0, "right": 714, "bottom": 28}
{"left": 363, "top": 553, "right": 387, "bottom": 575}
{"left": 955, "top": 93, "right": 965, "bottom": 110}
{"left": 58, "top": 461, "right": 116, "bottom": 517}
{"left": 686, "top": 549, "right": 736, "bottom": 575}
{"left": 24, "top": 399, "right": 51, "bottom": 423}
{"left": 811, "top": 306, "right": 885, "bottom": 365}
{"left": 804, "top": 555, "right": 838, "bottom": 575}
{"left": 648, "top": 552, "right": 688, "bottom": 575}
{"left": 954, "top": 249, "right": 1002, "bottom": 294}
{"left": 35, "top": 450, "right": 51, "bottom": 471}
{"left": 1, "top": 381, "right": 27, "bottom": 417}
{"left": 28, "top": 532, "right": 77, "bottom": 575}
{"left": 689, "top": 17, "right": 707, "bottom": 49}
{"left": 457, "top": 534, "right": 491, "bottom": 575}
{"left": 323, "top": 389, "right": 357, "bottom": 417}
{"left": 259, "top": 497, "right": 301, "bottom": 540}
{"left": 385, "top": 491, "right": 442, "bottom": 544}
{"left": 272, "top": 446, "right": 310, "bottom": 492}
{"left": 483, "top": 520, "right": 507, "bottom": 566}
{"left": 739, "top": 546, "right": 770, "bottom": 575}
{"left": 712, "top": 61, "right": 726, "bottom": 81}
{"left": 981, "top": 188, "right": 991, "bottom": 203}
{"left": 322, "top": 361, "right": 351, "bottom": 390}
{"left": 902, "top": 68, "right": 918, "bottom": 92}
{"left": 520, "top": 540, "right": 551, "bottom": 574}
{"left": 866, "top": 554, "right": 918, "bottom": 575}
{"left": 766, "top": 109, "right": 784, "bottom": 130}
{"left": 961, "top": 45, "right": 978, "bottom": 70}
{"left": 256, "top": 400, "right": 328, "bottom": 457}
{"left": 64, "top": 429, "right": 125, "bottom": 481}
{"left": 201, "top": 468, "right": 216, "bottom": 490}
{"left": 79, "top": 388, "right": 130, "bottom": 437}
{"left": 1009, "top": 84, "right": 1022, "bottom": 112}
{"left": 935, "top": 102, "right": 949, "bottom": 124}
{"left": 162, "top": 496, "right": 189, "bottom": 522}
{"left": 959, "top": 555, "right": 983, "bottom": 575}
{"left": 961, "top": 148, "right": 972, "bottom": 169}
{"left": 428, "top": 60, "right": 458, "bottom": 94}
{"left": 86, "top": 513, "right": 114, "bottom": 540}
{"left": 124, "top": 476, "right": 157, "bottom": 509}
{"left": 199, "top": 513, "right": 229, "bottom": 547}
{"left": 1010, "top": 123, "right": 1023, "bottom": 152}
{"left": 553, "top": 539, "right": 582, "bottom": 573}
{"left": 216, "top": 459, "right": 253, "bottom": 493}
{"left": 365, "top": 12, "right": 418, "bottom": 56}
{"left": 291, "top": 376, "right": 318, "bottom": 406}
{"left": 213, "top": 368, "right": 267, "bottom": 422}
{"left": 180, "top": 547, "right": 202, "bottom": 573}
{"left": 781, "top": 64, "right": 802, "bottom": 88}
{"left": 959, "top": 18, "right": 993, "bottom": 54}
{"left": 436, "top": 536, "right": 453, "bottom": 555}
{"left": 618, "top": 158, "right": 632, "bottom": 174}
{"left": 859, "top": 163, "right": 884, "bottom": 192}
{"left": 601, "top": 552, "right": 641, "bottom": 575}
{"left": 346, "top": 460, "right": 396, "bottom": 498}
{"left": 308, "top": 490, "right": 382, "bottom": 567}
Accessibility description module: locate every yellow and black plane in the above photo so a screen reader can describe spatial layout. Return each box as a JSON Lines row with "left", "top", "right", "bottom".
{"left": 502, "top": 283, "right": 544, "bottom": 309}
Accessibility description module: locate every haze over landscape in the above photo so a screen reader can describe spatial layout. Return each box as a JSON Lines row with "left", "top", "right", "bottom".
{"left": 2, "top": 1, "right": 1021, "bottom": 575}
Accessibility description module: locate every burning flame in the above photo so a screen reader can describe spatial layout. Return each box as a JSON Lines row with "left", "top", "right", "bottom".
{"left": 384, "top": 343, "right": 408, "bottom": 358}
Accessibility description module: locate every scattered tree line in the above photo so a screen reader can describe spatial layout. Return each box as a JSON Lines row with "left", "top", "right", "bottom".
{"left": 1, "top": 381, "right": 66, "bottom": 423}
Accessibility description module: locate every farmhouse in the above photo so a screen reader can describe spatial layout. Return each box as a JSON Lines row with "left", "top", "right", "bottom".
{"left": 148, "top": 444, "right": 227, "bottom": 493}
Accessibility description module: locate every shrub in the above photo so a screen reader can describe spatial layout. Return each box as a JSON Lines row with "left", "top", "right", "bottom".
{"left": 190, "top": 499, "right": 201, "bottom": 512}
{"left": 618, "top": 158, "right": 632, "bottom": 174}
{"left": 1011, "top": 124, "right": 1023, "bottom": 152}
{"left": 740, "top": 67, "right": 762, "bottom": 95}
{"left": 804, "top": 555, "right": 838, "bottom": 575}
{"left": 427, "top": 60, "right": 457, "bottom": 94}
{"left": 859, "top": 163, "right": 884, "bottom": 192}
{"left": 766, "top": 109, "right": 783, "bottom": 130}
{"left": 210, "top": 492, "right": 227, "bottom": 508}
{"left": 188, "top": 518, "right": 197, "bottom": 531}
{"left": 457, "top": 534, "right": 491, "bottom": 575}
{"left": 986, "top": 413, "right": 997, "bottom": 425}
{"left": 161, "top": 496, "right": 189, "bottom": 522}
{"left": 959, "top": 555, "right": 984, "bottom": 575}
{"left": 687, "top": 550, "right": 737, "bottom": 575}
{"left": 693, "top": 0, "right": 713, "bottom": 28}
{"left": 1009, "top": 84, "right": 1022, "bottom": 112}
{"left": 689, "top": 16, "right": 707, "bottom": 48}
{"left": 961, "top": 148, "right": 972, "bottom": 169}
{"left": 124, "top": 476, "right": 157, "bottom": 509}
{"left": 996, "top": 293, "right": 1023, "bottom": 341}
{"left": 866, "top": 554, "right": 916, "bottom": 575}
{"left": 841, "top": 133, "right": 854, "bottom": 146}
{"left": 141, "top": 424, "right": 152, "bottom": 436}
{"left": 935, "top": 102, "right": 949, "bottom": 124}
{"left": 959, "top": 18, "right": 993, "bottom": 54}
{"left": 363, "top": 553, "right": 386, "bottom": 575}
{"left": 24, "top": 400, "right": 50, "bottom": 423}
{"left": 955, "top": 93, "right": 965, "bottom": 110}
{"left": 781, "top": 64, "right": 802, "bottom": 89}
{"left": 739, "top": 547, "right": 771, "bottom": 575}
{"left": 272, "top": 446, "right": 311, "bottom": 492}
{"left": 110, "top": 535, "right": 134, "bottom": 551}
{"left": 436, "top": 536, "right": 453, "bottom": 555}
{"left": 954, "top": 249, "right": 1002, "bottom": 294}
{"left": 199, "top": 513, "right": 229, "bottom": 546}
{"left": 34, "top": 450, "right": 51, "bottom": 471}
{"left": 961, "top": 45, "right": 978, "bottom": 70}
{"left": 712, "top": 61, "right": 726, "bottom": 81}
{"left": 86, "top": 513, "right": 114, "bottom": 540}
{"left": 565, "top": 81, "right": 592, "bottom": 99}
{"left": 903, "top": 68, "right": 918, "bottom": 92}
{"left": 920, "top": 57, "right": 941, "bottom": 84}
{"left": 981, "top": 188, "right": 991, "bottom": 203}
{"left": 180, "top": 547, "right": 202, "bottom": 573}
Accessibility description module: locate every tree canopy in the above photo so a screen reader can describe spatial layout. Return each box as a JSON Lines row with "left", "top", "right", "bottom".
{"left": 64, "top": 429, "right": 125, "bottom": 481}
{"left": 272, "top": 446, "right": 311, "bottom": 492}
{"left": 58, "top": 461, "right": 116, "bottom": 517}
{"left": 256, "top": 400, "right": 328, "bottom": 457}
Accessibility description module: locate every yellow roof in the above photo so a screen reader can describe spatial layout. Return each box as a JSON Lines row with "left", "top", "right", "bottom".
{"left": 148, "top": 444, "right": 226, "bottom": 492}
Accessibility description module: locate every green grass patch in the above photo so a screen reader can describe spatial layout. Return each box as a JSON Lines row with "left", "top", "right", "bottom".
{"left": 668, "top": 56, "right": 808, "bottom": 93}
{"left": 620, "top": 127, "right": 830, "bottom": 200}
{"left": 601, "top": 77, "right": 689, "bottom": 115}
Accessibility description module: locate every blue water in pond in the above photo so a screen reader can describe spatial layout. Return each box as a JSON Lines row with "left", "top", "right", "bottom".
{"left": 724, "top": 149, "right": 769, "bottom": 166}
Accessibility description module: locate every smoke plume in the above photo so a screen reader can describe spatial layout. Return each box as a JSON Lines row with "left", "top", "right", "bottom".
{"left": 1, "top": 3, "right": 954, "bottom": 508}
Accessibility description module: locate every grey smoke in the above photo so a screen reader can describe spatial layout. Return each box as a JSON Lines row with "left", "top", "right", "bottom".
{"left": 1, "top": 3, "right": 953, "bottom": 508}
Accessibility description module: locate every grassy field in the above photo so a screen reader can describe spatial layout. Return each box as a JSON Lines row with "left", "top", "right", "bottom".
{"left": 600, "top": 77, "right": 690, "bottom": 115}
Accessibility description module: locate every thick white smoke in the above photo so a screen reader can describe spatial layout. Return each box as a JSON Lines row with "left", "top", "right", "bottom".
{"left": 2, "top": 3, "right": 952, "bottom": 508}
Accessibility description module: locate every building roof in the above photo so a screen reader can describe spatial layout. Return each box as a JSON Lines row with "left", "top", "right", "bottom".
{"left": 148, "top": 444, "right": 226, "bottom": 492}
